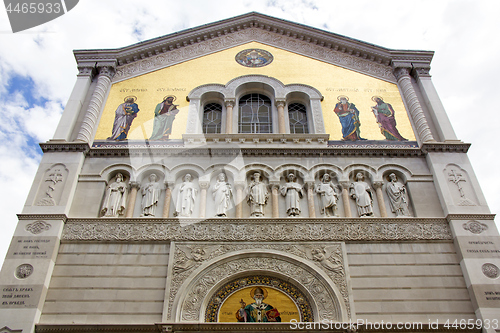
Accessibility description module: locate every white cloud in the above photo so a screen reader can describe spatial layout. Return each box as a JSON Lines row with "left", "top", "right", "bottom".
{"left": 0, "top": 0, "right": 499, "bottom": 268}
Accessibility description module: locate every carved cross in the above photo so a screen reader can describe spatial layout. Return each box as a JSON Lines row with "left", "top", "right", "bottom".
{"left": 448, "top": 169, "right": 465, "bottom": 198}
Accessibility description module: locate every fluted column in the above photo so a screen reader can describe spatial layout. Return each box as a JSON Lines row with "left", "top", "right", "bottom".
{"left": 373, "top": 181, "right": 387, "bottom": 217}
{"left": 340, "top": 182, "right": 352, "bottom": 217}
{"left": 306, "top": 182, "right": 316, "bottom": 218}
{"left": 163, "top": 182, "right": 173, "bottom": 218}
{"left": 76, "top": 63, "right": 116, "bottom": 142}
{"left": 393, "top": 66, "right": 435, "bottom": 143}
{"left": 125, "top": 182, "right": 140, "bottom": 218}
{"left": 198, "top": 181, "right": 209, "bottom": 219}
{"left": 235, "top": 182, "right": 245, "bottom": 218}
{"left": 225, "top": 99, "right": 235, "bottom": 134}
{"left": 276, "top": 99, "right": 286, "bottom": 134}
{"left": 270, "top": 183, "right": 280, "bottom": 218}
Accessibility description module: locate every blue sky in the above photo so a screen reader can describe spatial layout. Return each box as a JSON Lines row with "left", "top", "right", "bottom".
{"left": 0, "top": 0, "right": 499, "bottom": 265}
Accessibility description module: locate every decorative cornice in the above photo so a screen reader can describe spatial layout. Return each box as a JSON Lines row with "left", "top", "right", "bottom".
{"left": 446, "top": 214, "right": 496, "bottom": 221}
{"left": 73, "top": 13, "right": 433, "bottom": 83}
{"left": 61, "top": 218, "right": 452, "bottom": 242}
{"left": 421, "top": 142, "right": 471, "bottom": 153}
{"left": 40, "top": 141, "right": 90, "bottom": 153}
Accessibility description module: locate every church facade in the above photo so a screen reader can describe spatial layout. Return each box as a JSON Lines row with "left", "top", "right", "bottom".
{"left": 1, "top": 12, "right": 499, "bottom": 333}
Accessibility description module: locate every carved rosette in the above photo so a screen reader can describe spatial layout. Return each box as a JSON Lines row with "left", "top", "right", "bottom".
{"left": 25, "top": 221, "right": 52, "bottom": 235}
{"left": 15, "top": 264, "right": 33, "bottom": 279}
{"left": 462, "top": 220, "right": 488, "bottom": 234}
{"left": 482, "top": 263, "right": 500, "bottom": 279}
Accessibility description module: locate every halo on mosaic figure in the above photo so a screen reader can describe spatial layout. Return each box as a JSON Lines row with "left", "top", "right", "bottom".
{"left": 371, "top": 96, "right": 384, "bottom": 102}
{"left": 163, "top": 95, "right": 177, "bottom": 102}
{"left": 249, "top": 286, "right": 268, "bottom": 299}
{"left": 124, "top": 95, "right": 137, "bottom": 103}
{"left": 337, "top": 95, "right": 349, "bottom": 101}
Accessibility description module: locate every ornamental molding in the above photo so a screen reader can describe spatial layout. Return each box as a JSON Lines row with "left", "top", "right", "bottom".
{"left": 462, "top": 221, "right": 489, "bottom": 234}
{"left": 420, "top": 142, "right": 470, "bottom": 153}
{"left": 169, "top": 242, "right": 351, "bottom": 322}
{"left": 447, "top": 214, "right": 496, "bottom": 221}
{"left": 17, "top": 214, "right": 67, "bottom": 221}
{"left": 61, "top": 218, "right": 452, "bottom": 242}
{"left": 40, "top": 142, "right": 90, "bottom": 153}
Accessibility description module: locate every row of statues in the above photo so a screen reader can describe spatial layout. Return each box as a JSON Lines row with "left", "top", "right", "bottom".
{"left": 100, "top": 171, "right": 411, "bottom": 218}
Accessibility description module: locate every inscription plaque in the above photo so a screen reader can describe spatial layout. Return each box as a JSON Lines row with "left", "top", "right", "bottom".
{"left": 0, "top": 284, "right": 43, "bottom": 308}
{"left": 6, "top": 236, "right": 56, "bottom": 260}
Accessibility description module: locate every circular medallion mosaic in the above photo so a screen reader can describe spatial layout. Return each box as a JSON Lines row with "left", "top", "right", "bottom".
{"left": 15, "top": 263, "right": 33, "bottom": 279}
{"left": 482, "top": 263, "right": 500, "bottom": 279}
{"left": 235, "top": 49, "right": 273, "bottom": 67}
{"left": 205, "top": 275, "right": 313, "bottom": 322}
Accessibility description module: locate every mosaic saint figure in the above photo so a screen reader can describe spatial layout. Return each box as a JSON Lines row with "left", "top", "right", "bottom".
{"left": 370, "top": 96, "right": 407, "bottom": 141}
{"left": 174, "top": 174, "right": 197, "bottom": 217}
{"left": 149, "top": 95, "right": 179, "bottom": 141}
{"left": 349, "top": 172, "right": 374, "bottom": 217}
{"left": 101, "top": 173, "right": 128, "bottom": 217}
{"left": 107, "top": 96, "right": 140, "bottom": 141}
{"left": 236, "top": 287, "right": 281, "bottom": 323}
{"left": 141, "top": 174, "right": 161, "bottom": 217}
{"left": 212, "top": 172, "right": 233, "bottom": 217}
{"left": 247, "top": 172, "right": 269, "bottom": 217}
{"left": 280, "top": 173, "right": 304, "bottom": 217}
{"left": 386, "top": 173, "right": 410, "bottom": 216}
{"left": 333, "top": 95, "right": 366, "bottom": 141}
{"left": 315, "top": 173, "right": 339, "bottom": 217}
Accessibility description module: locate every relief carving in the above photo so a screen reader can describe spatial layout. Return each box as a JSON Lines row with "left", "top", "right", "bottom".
{"left": 35, "top": 164, "right": 67, "bottom": 206}
{"left": 315, "top": 174, "right": 340, "bottom": 217}
{"left": 462, "top": 220, "right": 488, "bottom": 234}
{"left": 482, "top": 263, "right": 500, "bottom": 279}
{"left": 247, "top": 172, "right": 269, "bottom": 217}
{"left": 386, "top": 173, "right": 411, "bottom": 216}
{"left": 100, "top": 173, "right": 128, "bottom": 217}
{"left": 349, "top": 172, "right": 374, "bottom": 217}
{"left": 25, "top": 221, "right": 51, "bottom": 235}
{"left": 446, "top": 166, "right": 476, "bottom": 206}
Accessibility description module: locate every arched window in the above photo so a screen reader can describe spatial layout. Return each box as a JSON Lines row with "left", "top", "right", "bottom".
{"left": 202, "top": 103, "right": 222, "bottom": 134}
{"left": 238, "top": 94, "right": 272, "bottom": 133}
{"left": 288, "top": 103, "right": 309, "bottom": 134}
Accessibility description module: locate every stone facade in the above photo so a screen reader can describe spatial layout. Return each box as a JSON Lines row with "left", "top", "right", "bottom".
{"left": 0, "top": 12, "right": 498, "bottom": 333}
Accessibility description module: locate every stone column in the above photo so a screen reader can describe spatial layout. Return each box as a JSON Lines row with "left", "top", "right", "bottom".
{"left": 340, "top": 182, "right": 352, "bottom": 217}
{"left": 373, "top": 181, "right": 387, "bottom": 217}
{"left": 125, "top": 182, "right": 140, "bottom": 218}
{"left": 76, "top": 62, "right": 116, "bottom": 143}
{"left": 270, "top": 183, "right": 280, "bottom": 218}
{"left": 393, "top": 65, "right": 435, "bottom": 143}
{"left": 198, "top": 181, "right": 209, "bottom": 219}
{"left": 306, "top": 182, "right": 316, "bottom": 218}
{"left": 225, "top": 99, "right": 235, "bottom": 134}
{"left": 276, "top": 99, "right": 287, "bottom": 134}
{"left": 52, "top": 62, "right": 96, "bottom": 141}
{"left": 234, "top": 182, "right": 245, "bottom": 218}
{"left": 163, "top": 182, "right": 173, "bottom": 218}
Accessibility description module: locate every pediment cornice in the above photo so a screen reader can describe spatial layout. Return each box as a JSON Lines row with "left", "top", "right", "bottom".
{"left": 74, "top": 12, "right": 433, "bottom": 83}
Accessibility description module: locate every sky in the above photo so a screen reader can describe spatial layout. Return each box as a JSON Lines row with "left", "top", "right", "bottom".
{"left": 0, "top": 0, "right": 499, "bottom": 266}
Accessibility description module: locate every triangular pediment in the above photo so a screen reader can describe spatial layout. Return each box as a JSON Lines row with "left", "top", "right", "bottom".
{"left": 74, "top": 12, "right": 433, "bottom": 83}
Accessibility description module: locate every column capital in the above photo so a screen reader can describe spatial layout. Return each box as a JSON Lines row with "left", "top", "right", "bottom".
{"left": 224, "top": 98, "right": 236, "bottom": 108}
{"left": 129, "top": 181, "right": 141, "bottom": 190}
{"left": 305, "top": 181, "right": 316, "bottom": 190}
{"left": 372, "top": 181, "right": 384, "bottom": 190}
{"left": 164, "top": 181, "right": 175, "bottom": 189}
{"left": 77, "top": 62, "right": 96, "bottom": 78}
{"left": 275, "top": 99, "right": 286, "bottom": 108}
{"left": 393, "top": 66, "right": 411, "bottom": 81}
{"left": 339, "top": 181, "right": 351, "bottom": 189}
{"left": 412, "top": 65, "right": 432, "bottom": 80}
{"left": 234, "top": 181, "right": 246, "bottom": 190}
{"left": 199, "top": 181, "right": 210, "bottom": 190}
{"left": 269, "top": 181, "right": 280, "bottom": 190}
{"left": 96, "top": 61, "right": 117, "bottom": 79}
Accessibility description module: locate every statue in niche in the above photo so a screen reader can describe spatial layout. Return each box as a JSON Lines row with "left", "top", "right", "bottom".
{"left": 107, "top": 96, "right": 140, "bottom": 141}
{"left": 236, "top": 287, "right": 281, "bottom": 322}
{"left": 315, "top": 173, "right": 340, "bottom": 217}
{"left": 174, "top": 173, "right": 198, "bottom": 217}
{"left": 386, "top": 173, "right": 410, "bottom": 216}
{"left": 247, "top": 172, "right": 269, "bottom": 217}
{"left": 349, "top": 172, "right": 374, "bottom": 217}
{"left": 212, "top": 173, "right": 233, "bottom": 217}
{"left": 141, "top": 174, "right": 161, "bottom": 217}
{"left": 101, "top": 173, "right": 128, "bottom": 217}
{"left": 280, "top": 173, "right": 304, "bottom": 217}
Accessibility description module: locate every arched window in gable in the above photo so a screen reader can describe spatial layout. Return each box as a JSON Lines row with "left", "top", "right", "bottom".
{"left": 288, "top": 102, "right": 309, "bottom": 134}
{"left": 202, "top": 103, "right": 223, "bottom": 134}
{"left": 238, "top": 94, "right": 272, "bottom": 134}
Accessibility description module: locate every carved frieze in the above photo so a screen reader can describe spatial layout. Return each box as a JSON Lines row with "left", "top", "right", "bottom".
{"left": 25, "top": 221, "right": 51, "bottom": 235}
{"left": 463, "top": 220, "right": 489, "bottom": 234}
{"left": 61, "top": 219, "right": 452, "bottom": 242}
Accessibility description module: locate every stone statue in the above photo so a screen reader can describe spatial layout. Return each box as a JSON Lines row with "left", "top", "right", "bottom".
{"left": 247, "top": 172, "right": 269, "bottom": 217}
{"left": 101, "top": 173, "right": 128, "bottom": 217}
{"left": 141, "top": 174, "right": 161, "bottom": 217}
{"left": 349, "top": 172, "right": 374, "bottom": 217}
{"left": 280, "top": 173, "right": 304, "bottom": 216}
{"left": 315, "top": 174, "right": 339, "bottom": 217}
{"left": 386, "top": 173, "right": 410, "bottom": 216}
{"left": 212, "top": 173, "right": 233, "bottom": 217}
{"left": 174, "top": 173, "right": 198, "bottom": 217}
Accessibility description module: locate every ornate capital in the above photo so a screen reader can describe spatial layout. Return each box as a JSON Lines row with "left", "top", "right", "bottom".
{"left": 269, "top": 181, "right": 280, "bottom": 191}
{"left": 412, "top": 66, "right": 431, "bottom": 79}
{"left": 275, "top": 99, "right": 286, "bottom": 108}
{"left": 164, "top": 181, "right": 175, "bottom": 189}
{"left": 96, "top": 62, "right": 117, "bottom": 79}
{"left": 224, "top": 98, "right": 235, "bottom": 108}
{"left": 129, "top": 181, "right": 141, "bottom": 190}
{"left": 77, "top": 62, "right": 96, "bottom": 78}
{"left": 339, "top": 181, "right": 350, "bottom": 190}
{"left": 234, "top": 181, "right": 246, "bottom": 191}
{"left": 393, "top": 66, "right": 411, "bottom": 81}
{"left": 199, "top": 181, "right": 210, "bottom": 190}
{"left": 305, "top": 181, "right": 316, "bottom": 190}
{"left": 372, "top": 181, "right": 384, "bottom": 190}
